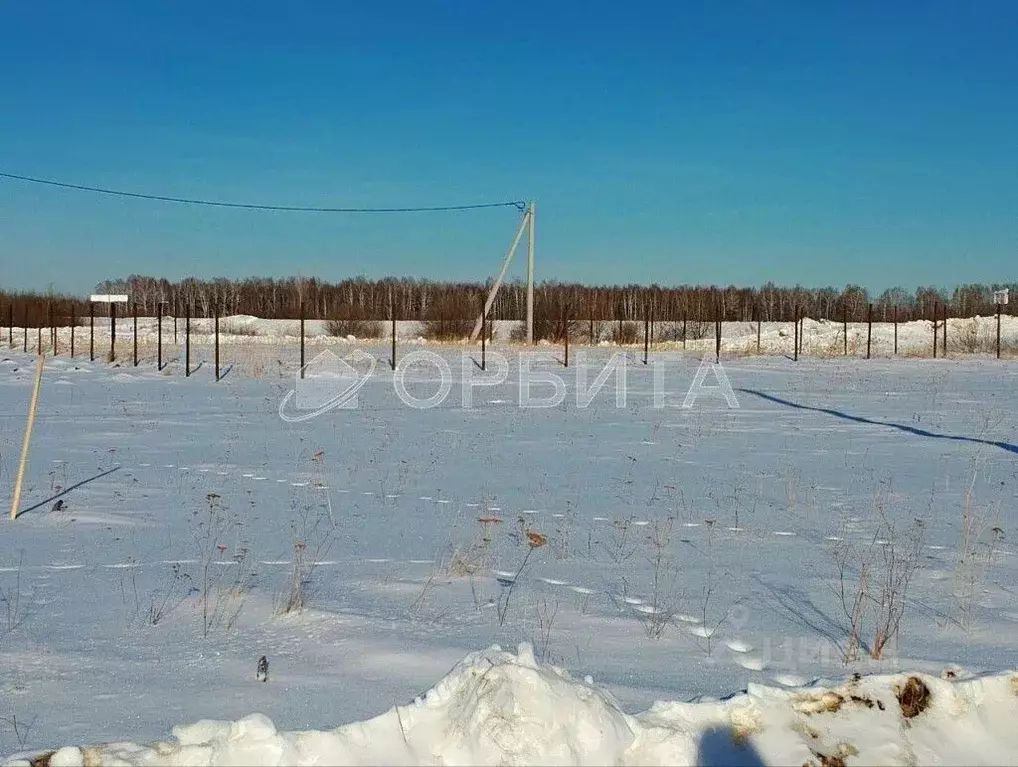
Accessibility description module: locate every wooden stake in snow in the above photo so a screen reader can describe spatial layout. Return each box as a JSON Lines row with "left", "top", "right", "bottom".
{"left": 866, "top": 303, "right": 872, "bottom": 359}
{"left": 563, "top": 304, "right": 570, "bottom": 368}
{"left": 133, "top": 302, "right": 138, "bottom": 367}
{"left": 185, "top": 304, "right": 191, "bottom": 377}
{"left": 214, "top": 308, "right": 220, "bottom": 382}
{"left": 793, "top": 307, "right": 799, "bottom": 362}
{"left": 157, "top": 302, "right": 163, "bottom": 370}
{"left": 755, "top": 305, "right": 761, "bottom": 354}
{"left": 893, "top": 305, "right": 898, "bottom": 355}
{"left": 90, "top": 294, "right": 128, "bottom": 364}
{"left": 942, "top": 303, "right": 948, "bottom": 356}
{"left": 10, "top": 355, "right": 45, "bottom": 520}
{"left": 390, "top": 311, "right": 396, "bottom": 372}
{"left": 480, "top": 297, "right": 486, "bottom": 372}
{"left": 995, "top": 290, "right": 1008, "bottom": 359}
{"left": 843, "top": 305, "right": 848, "bottom": 356}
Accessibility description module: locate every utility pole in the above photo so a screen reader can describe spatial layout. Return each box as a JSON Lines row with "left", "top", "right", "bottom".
{"left": 470, "top": 201, "right": 536, "bottom": 344}
{"left": 526, "top": 200, "right": 535, "bottom": 345}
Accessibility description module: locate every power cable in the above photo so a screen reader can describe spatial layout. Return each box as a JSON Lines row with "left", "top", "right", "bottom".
{"left": 0, "top": 171, "right": 527, "bottom": 213}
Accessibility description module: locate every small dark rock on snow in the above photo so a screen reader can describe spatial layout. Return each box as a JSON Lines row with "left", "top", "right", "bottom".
{"left": 256, "top": 655, "right": 268, "bottom": 682}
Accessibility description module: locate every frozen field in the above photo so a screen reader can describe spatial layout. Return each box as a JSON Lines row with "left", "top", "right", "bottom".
{"left": 1, "top": 343, "right": 1017, "bottom": 764}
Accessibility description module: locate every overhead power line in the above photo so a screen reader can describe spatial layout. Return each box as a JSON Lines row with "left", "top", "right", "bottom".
{"left": 0, "top": 171, "right": 527, "bottom": 213}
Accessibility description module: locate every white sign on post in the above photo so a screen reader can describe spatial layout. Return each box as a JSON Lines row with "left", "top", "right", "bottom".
{"left": 993, "top": 289, "right": 1008, "bottom": 305}
{"left": 89, "top": 294, "right": 129, "bottom": 303}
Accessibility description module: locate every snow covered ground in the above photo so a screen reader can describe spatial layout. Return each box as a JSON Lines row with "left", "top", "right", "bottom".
{"left": 1, "top": 338, "right": 1016, "bottom": 764}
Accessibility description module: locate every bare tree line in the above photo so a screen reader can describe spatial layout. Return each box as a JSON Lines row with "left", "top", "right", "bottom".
{"left": 0, "top": 276, "right": 1014, "bottom": 330}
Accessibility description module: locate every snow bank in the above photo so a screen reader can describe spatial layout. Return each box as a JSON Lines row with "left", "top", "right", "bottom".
{"left": 7, "top": 644, "right": 1018, "bottom": 766}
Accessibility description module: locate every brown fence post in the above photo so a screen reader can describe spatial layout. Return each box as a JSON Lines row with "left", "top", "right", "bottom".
{"left": 564, "top": 304, "right": 570, "bottom": 368}
{"left": 110, "top": 301, "right": 117, "bottom": 363}
{"left": 133, "top": 302, "right": 138, "bottom": 367}
{"left": 185, "top": 304, "right": 191, "bottom": 377}
{"left": 215, "top": 308, "right": 220, "bottom": 381}
{"left": 6, "top": 305, "right": 11, "bottom": 348}
{"left": 643, "top": 309, "right": 649, "bottom": 365}
{"left": 157, "top": 302, "right": 163, "bottom": 370}
{"left": 932, "top": 303, "right": 938, "bottom": 359}
{"left": 866, "top": 303, "right": 872, "bottom": 359}
{"left": 715, "top": 315, "right": 722, "bottom": 363}
{"left": 842, "top": 305, "right": 848, "bottom": 356}
{"left": 942, "top": 303, "right": 948, "bottom": 356}
{"left": 683, "top": 315, "right": 687, "bottom": 350}
{"left": 755, "top": 305, "right": 761, "bottom": 354}
{"left": 390, "top": 311, "right": 397, "bottom": 371}
{"left": 299, "top": 301, "right": 305, "bottom": 379}
{"left": 893, "top": 305, "right": 898, "bottom": 355}
{"left": 48, "top": 302, "right": 56, "bottom": 356}
{"left": 997, "top": 303, "right": 1002, "bottom": 359}
{"left": 70, "top": 305, "right": 75, "bottom": 358}
{"left": 37, "top": 326, "right": 42, "bottom": 356}
{"left": 793, "top": 307, "right": 799, "bottom": 361}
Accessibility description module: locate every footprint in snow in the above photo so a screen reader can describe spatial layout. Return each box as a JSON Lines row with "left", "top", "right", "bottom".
{"left": 688, "top": 625, "right": 714, "bottom": 638}
{"left": 774, "top": 531, "right": 796, "bottom": 537}
{"left": 725, "top": 639, "right": 752, "bottom": 653}
{"left": 569, "top": 586, "right": 594, "bottom": 595}
{"left": 737, "top": 656, "right": 767, "bottom": 671}
{"left": 539, "top": 578, "right": 569, "bottom": 586}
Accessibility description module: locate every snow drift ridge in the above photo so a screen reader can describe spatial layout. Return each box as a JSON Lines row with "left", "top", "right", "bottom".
{"left": 7, "top": 643, "right": 1018, "bottom": 766}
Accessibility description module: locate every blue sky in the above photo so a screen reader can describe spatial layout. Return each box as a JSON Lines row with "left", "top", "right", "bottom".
{"left": 1, "top": 1, "right": 1016, "bottom": 295}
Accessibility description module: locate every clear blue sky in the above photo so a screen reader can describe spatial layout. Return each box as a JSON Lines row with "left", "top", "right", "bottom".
{"left": 1, "top": 1, "right": 1016, "bottom": 295}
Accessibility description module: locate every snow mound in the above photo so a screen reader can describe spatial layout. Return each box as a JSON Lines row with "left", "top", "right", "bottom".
{"left": 7, "top": 645, "right": 1018, "bottom": 766}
